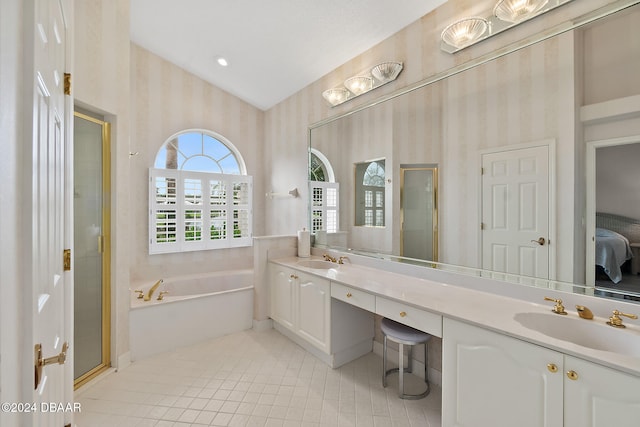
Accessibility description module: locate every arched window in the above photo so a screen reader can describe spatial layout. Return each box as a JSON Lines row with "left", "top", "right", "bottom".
{"left": 149, "top": 130, "right": 252, "bottom": 254}
{"left": 309, "top": 149, "right": 339, "bottom": 234}
{"left": 355, "top": 160, "right": 385, "bottom": 227}
{"left": 154, "top": 130, "right": 246, "bottom": 174}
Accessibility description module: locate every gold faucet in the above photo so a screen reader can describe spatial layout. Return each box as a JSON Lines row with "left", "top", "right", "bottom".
{"left": 607, "top": 310, "right": 638, "bottom": 328}
{"left": 544, "top": 297, "right": 567, "bottom": 315}
{"left": 157, "top": 291, "right": 169, "bottom": 301}
{"left": 144, "top": 279, "right": 164, "bottom": 301}
{"left": 323, "top": 253, "right": 337, "bottom": 263}
{"left": 338, "top": 256, "right": 349, "bottom": 264}
{"left": 576, "top": 305, "right": 593, "bottom": 320}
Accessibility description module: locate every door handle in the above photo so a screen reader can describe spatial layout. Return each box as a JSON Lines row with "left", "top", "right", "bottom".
{"left": 34, "top": 342, "right": 68, "bottom": 389}
{"left": 531, "top": 237, "right": 546, "bottom": 246}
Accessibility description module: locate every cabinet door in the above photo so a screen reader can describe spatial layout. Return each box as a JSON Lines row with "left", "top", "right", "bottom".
{"left": 270, "top": 267, "right": 295, "bottom": 330}
{"left": 297, "top": 273, "right": 331, "bottom": 353}
{"left": 564, "top": 355, "right": 640, "bottom": 427}
{"left": 443, "top": 318, "right": 563, "bottom": 427}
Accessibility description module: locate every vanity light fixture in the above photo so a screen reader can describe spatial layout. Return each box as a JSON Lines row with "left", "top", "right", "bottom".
{"left": 322, "top": 87, "right": 352, "bottom": 106}
{"left": 441, "top": 17, "right": 489, "bottom": 50}
{"left": 440, "top": 0, "right": 574, "bottom": 53}
{"left": 494, "top": 0, "right": 549, "bottom": 23}
{"left": 344, "top": 76, "right": 374, "bottom": 96}
{"left": 323, "top": 61, "right": 403, "bottom": 107}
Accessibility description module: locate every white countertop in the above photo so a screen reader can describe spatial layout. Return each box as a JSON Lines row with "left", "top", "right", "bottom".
{"left": 271, "top": 256, "right": 640, "bottom": 376}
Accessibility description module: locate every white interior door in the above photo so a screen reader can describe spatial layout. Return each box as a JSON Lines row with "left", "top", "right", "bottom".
{"left": 481, "top": 145, "right": 550, "bottom": 279}
{"left": 31, "top": 0, "right": 70, "bottom": 425}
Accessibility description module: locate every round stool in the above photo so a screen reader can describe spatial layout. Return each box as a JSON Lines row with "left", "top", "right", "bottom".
{"left": 381, "top": 317, "right": 431, "bottom": 399}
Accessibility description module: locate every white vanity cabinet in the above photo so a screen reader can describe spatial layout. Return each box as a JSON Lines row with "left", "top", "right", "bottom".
{"left": 269, "top": 263, "right": 374, "bottom": 367}
{"left": 443, "top": 318, "right": 563, "bottom": 427}
{"left": 296, "top": 271, "right": 331, "bottom": 352}
{"left": 269, "top": 267, "right": 296, "bottom": 330}
{"left": 443, "top": 318, "right": 640, "bottom": 427}
{"left": 269, "top": 265, "right": 330, "bottom": 351}
{"left": 564, "top": 355, "right": 640, "bottom": 427}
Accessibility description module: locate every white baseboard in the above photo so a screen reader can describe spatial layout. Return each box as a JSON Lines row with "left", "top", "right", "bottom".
{"left": 252, "top": 318, "right": 273, "bottom": 332}
{"left": 373, "top": 341, "right": 442, "bottom": 387}
{"left": 116, "top": 351, "right": 131, "bottom": 371}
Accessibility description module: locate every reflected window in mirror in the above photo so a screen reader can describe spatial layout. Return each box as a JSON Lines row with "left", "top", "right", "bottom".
{"left": 355, "top": 160, "right": 385, "bottom": 227}
{"left": 309, "top": 149, "right": 339, "bottom": 234}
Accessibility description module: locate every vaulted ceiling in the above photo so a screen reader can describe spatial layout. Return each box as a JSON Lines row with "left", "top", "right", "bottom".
{"left": 130, "top": 0, "right": 446, "bottom": 110}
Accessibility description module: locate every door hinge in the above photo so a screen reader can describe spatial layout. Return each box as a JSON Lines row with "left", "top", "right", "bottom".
{"left": 481, "top": 222, "right": 485, "bottom": 230}
{"left": 64, "top": 73, "right": 71, "bottom": 95}
{"left": 63, "top": 249, "right": 71, "bottom": 271}
{"left": 481, "top": 167, "right": 484, "bottom": 175}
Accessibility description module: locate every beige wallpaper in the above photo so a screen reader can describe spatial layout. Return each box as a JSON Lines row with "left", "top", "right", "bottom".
{"left": 263, "top": 0, "right": 635, "bottom": 284}
{"left": 129, "top": 45, "right": 265, "bottom": 281}
{"left": 75, "top": 0, "right": 132, "bottom": 359}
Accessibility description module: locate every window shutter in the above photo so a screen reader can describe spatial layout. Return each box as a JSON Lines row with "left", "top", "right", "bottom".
{"left": 309, "top": 181, "right": 339, "bottom": 233}
{"left": 149, "top": 169, "right": 252, "bottom": 254}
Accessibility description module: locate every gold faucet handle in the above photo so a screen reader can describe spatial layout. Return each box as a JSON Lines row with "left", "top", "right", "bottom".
{"left": 157, "top": 291, "right": 169, "bottom": 301}
{"left": 134, "top": 290, "right": 144, "bottom": 299}
{"left": 322, "top": 253, "right": 337, "bottom": 262}
{"left": 544, "top": 297, "right": 567, "bottom": 315}
{"left": 607, "top": 310, "right": 638, "bottom": 328}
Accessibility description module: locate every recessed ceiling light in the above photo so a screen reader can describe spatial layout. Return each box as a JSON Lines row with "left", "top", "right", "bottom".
{"left": 217, "top": 57, "right": 228, "bottom": 67}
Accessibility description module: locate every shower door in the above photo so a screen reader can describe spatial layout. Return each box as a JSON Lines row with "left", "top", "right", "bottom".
{"left": 73, "top": 111, "right": 111, "bottom": 388}
{"left": 400, "top": 165, "right": 438, "bottom": 261}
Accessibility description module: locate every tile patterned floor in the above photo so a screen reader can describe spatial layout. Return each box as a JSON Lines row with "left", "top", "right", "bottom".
{"left": 75, "top": 328, "right": 441, "bottom": 426}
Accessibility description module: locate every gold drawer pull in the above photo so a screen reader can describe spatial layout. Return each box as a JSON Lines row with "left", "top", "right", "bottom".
{"left": 567, "top": 370, "right": 579, "bottom": 381}
{"left": 547, "top": 363, "right": 558, "bottom": 373}
{"left": 399, "top": 311, "right": 407, "bottom": 317}
{"left": 289, "top": 274, "right": 298, "bottom": 279}
{"left": 346, "top": 292, "right": 352, "bottom": 298}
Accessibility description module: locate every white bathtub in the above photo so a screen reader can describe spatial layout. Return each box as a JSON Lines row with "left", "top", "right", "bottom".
{"left": 129, "top": 269, "right": 254, "bottom": 360}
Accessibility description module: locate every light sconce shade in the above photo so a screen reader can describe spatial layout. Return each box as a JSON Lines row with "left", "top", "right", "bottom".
{"left": 322, "top": 88, "right": 351, "bottom": 107}
{"left": 322, "top": 61, "right": 403, "bottom": 107}
{"left": 344, "top": 76, "right": 374, "bottom": 96}
{"left": 441, "top": 0, "right": 572, "bottom": 53}
{"left": 494, "top": 0, "right": 549, "bottom": 23}
{"left": 371, "top": 62, "right": 403, "bottom": 83}
{"left": 441, "top": 17, "right": 489, "bottom": 50}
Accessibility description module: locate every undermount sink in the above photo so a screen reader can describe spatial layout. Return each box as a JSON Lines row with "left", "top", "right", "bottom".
{"left": 514, "top": 312, "right": 640, "bottom": 357}
{"left": 297, "top": 259, "right": 339, "bottom": 270}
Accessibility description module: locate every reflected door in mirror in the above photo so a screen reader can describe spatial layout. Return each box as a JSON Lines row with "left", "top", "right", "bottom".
{"left": 481, "top": 145, "right": 550, "bottom": 278}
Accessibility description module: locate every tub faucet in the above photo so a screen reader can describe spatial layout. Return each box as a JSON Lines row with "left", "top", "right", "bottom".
{"left": 144, "top": 279, "right": 164, "bottom": 301}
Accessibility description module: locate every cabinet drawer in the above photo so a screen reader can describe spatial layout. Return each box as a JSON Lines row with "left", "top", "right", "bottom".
{"left": 331, "top": 283, "right": 375, "bottom": 312}
{"left": 375, "top": 297, "right": 442, "bottom": 337}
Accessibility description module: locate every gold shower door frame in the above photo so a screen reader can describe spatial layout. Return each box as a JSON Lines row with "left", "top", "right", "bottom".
{"left": 73, "top": 111, "right": 111, "bottom": 389}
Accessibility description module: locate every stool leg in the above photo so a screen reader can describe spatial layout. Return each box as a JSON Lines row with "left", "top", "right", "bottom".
{"left": 423, "top": 342, "right": 428, "bottom": 386}
{"left": 382, "top": 335, "right": 388, "bottom": 388}
{"left": 398, "top": 343, "right": 404, "bottom": 398}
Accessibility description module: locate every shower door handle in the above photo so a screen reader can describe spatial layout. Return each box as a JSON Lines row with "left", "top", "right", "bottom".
{"left": 98, "top": 235, "right": 104, "bottom": 253}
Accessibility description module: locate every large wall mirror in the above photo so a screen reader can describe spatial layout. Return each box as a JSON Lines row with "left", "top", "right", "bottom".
{"left": 309, "top": 2, "right": 640, "bottom": 302}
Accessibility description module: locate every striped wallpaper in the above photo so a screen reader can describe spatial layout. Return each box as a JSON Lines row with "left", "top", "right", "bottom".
{"left": 265, "top": 1, "right": 639, "bottom": 284}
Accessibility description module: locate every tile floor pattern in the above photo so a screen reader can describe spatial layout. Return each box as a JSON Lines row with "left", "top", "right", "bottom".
{"left": 75, "top": 328, "right": 441, "bottom": 426}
